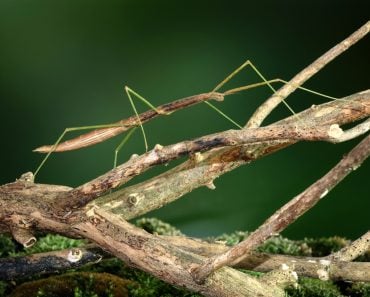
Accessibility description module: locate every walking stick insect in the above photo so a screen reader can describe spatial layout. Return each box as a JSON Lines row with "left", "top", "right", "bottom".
{"left": 33, "top": 60, "right": 338, "bottom": 178}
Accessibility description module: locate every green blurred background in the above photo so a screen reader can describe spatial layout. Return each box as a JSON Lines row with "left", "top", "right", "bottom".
{"left": 0, "top": 1, "right": 369, "bottom": 239}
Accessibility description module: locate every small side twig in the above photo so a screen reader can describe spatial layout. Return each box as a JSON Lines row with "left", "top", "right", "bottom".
{"left": 192, "top": 133, "right": 370, "bottom": 283}
{"left": 74, "top": 208, "right": 294, "bottom": 297}
{"left": 88, "top": 90, "right": 369, "bottom": 222}
{"left": 58, "top": 90, "right": 370, "bottom": 210}
{"left": 1, "top": 22, "right": 369, "bottom": 297}
{"left": 331, "top": 117, "right": 370, "bottom": 143}
{"left": 246, "top": 21, "right": 370, "bottom": 128}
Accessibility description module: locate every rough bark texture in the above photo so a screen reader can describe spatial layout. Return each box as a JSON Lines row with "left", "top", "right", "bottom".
{"left": 0, "top": 22, "right": 369, "bottom": 297}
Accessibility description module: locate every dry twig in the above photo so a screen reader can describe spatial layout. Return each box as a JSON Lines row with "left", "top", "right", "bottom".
{"left": 246, "top": 20, "right": 370, "bottom": 128}
{"left": 192, "top": 134, "right": 370, "bottom": 283}
{"left": 2, "top": 236, "right": 369, "bottom": 282}
{"left": 0, "top": 21, "right": 369, "bottom": 297}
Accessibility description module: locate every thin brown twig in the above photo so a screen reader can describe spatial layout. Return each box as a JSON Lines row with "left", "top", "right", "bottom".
{"left": 2, "top": 232, "right": 368, "bottom": 282}
{"left": 1, "top": 23, "right": 369, "bottom": 297}
{"left": 246, "top": 21, "right": 370, "bottom": 128}
{"left": 60, "top": 90, "right": 369, "bottom": 210}
{"left": 66, "top": 124, "right": 328, "bottom": 208}
{"left": 191, "top": 133, "right": 370, "bottom": 283}
{"left": 80, "top": 208, "right": 293, "bottom": 297}
{"left": 332, "top": 117, "right": 370, "bottom": 143}
{"left": 88, "top": 90, "right": 369, "bottom": 222}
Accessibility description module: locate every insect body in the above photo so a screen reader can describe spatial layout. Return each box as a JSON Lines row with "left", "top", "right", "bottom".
{"left": 33, "top": 60, "right": 337, "bottom": 178}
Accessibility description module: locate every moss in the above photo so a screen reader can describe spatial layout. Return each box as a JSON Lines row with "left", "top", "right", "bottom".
{"left": 0, "top": 234, "right": 16, "bottom": 257}
{"left": 286, "top": 278, "right": 344, "bottom": 297}
{"left": 75, "top": 253, "right": 200, "bottom": 296}
{"left": 214, "top": 230, "right": 250, "bottom": 246}
{"left": 300, "top": 236, "right": 349, "bottom": 257}
{"left": 258, "top": 235, "right": 311, "bottom": 256}
{"left": 214, "top": 231, "right": 310, "bottom": 256}
{"left": 24, "top": 234, "right": 85, "bottom": 255}
{"left": 76, "top": 257, "right": 201, "bottom": 296}
{"left": 9, "top": 272, "right": 130, "bottom": 297}
{"left": 0, "top": 281, "right": 9, "bottom": 297}
{"left": 92, "top": 261, "right": 199, "bottom": 297}
{"left": 1, "top": 218, "right": 369, "bottom": 297}
{"left": 238, "top": 269, "right": 264, "bottom": 277}
{"left": 135, "top": 218, "right": 183, "bottom": 236}
{"left": 343, "top": 282, "right": 370, "bottom": 297}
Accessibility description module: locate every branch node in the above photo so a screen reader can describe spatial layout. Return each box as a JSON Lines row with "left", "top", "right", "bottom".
{"left": 328, "top": 124, "right": 343, "bottom": 139}
{"left": 210, "top": 92, "right": 224, "bottom": 102}
{"left": 261, "top": 263, "right": 298, "bottom": 289}
{"left": 130, "top": 153, "right": 140, "bottom": 160}
{"left": 67, "top": 248, "right": 83, "bottom": 263}
{"left": 154, "top": 144, "right": 164, "bottom": 151}
{"left": 317, "top": 268, "right": 330, "bottom": 281}
{"left": 18, "top": 172, "right": 34, "bottom": 183}
{"left": 319, "top": 189, "right": 329, "bottom": 199}
{"left": 205, "top": 180, "right": 216, "bottom": 190}
{"left": 128, "top": 192, "right": 144, "bottom": 206}
{"left": 193, "top": 152, "right": 204, "bottom": 163}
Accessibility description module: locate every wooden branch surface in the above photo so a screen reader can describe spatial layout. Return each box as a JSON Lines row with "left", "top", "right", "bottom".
{"left": 0, "top": 90, "right": 368, "bottom": 295}
{"left": 1, "top": 22, "right": 369, "bottom": 297}
{"left": 86, "top": 90, "right": 369, "bottom": 221}
{"left": 192, "top": 133, "right": 370, "bottom": 282}
{"left": 246, "top": 20, "right": 370, "bottom": 128}
{"left": 2, "top": 236, "right": 368, "bottom": 282}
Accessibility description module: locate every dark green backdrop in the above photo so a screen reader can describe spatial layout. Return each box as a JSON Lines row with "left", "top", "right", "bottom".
{"left": 1, "top": 1, "right": 369, "bottom": 239}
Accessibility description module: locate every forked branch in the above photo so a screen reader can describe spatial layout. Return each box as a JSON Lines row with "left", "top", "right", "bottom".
{"left": 59, "top": 89, "right": 369, "bottom": 210}
{"left": 246, "top": 20, "right": 370, "bottom": 128}
{"left": 192, "top": 133, "right": 370, "bottom": 283}
{"left": 2, "top": 235, "right": 369, "bottom": 282}
{"left": 0, "top": 21, "right": 369, "bottom": 297}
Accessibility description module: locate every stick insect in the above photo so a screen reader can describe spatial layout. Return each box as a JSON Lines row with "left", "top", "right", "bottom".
{"left": 33, "top": 60, "right": 338, "bottom": 178}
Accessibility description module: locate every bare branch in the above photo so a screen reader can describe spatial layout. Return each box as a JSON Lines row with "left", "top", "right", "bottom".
{"left": 1, "top": 23, "right": 369, "bottom": 297}
{"left": 192, "top": 133, "right": 370, "bottom": 283}
{"left": 0, "top": 178, "right": 294, "bottom": 296}
{"left": 9, "top": 224, "right": 36, "bottom": 248}
{"left": 73, "top": 208, "right": 295, "bottom": 297}
{"left": 165, "top": 236, "right": 370, "bottom": 282}
{"left": 56, "top": 90, "right": 369, "bottom": 210}
{"left": 246, "top": 21, "right": 370, "bottom": 128}
{"left": 79, "top": 90, "right": 369, "bottom": 216}
{"left": 331, "top": 117, "right": 370, "bottom": 143}
{"left": 3, "top": 235, "right": 369, "bottom": 282}
{"left": 330, "top": 231, "right": 370, "bottom": 261}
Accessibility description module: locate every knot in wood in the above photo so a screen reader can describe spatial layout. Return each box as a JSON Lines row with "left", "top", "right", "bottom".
{"left": 127, "top": 192, "right": 144, "bottom": 207}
